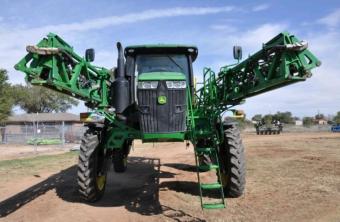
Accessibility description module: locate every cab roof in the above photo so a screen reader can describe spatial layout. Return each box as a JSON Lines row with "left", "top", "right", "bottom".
{"left": 124, "top": 44, "right": 198, "bottom": 61}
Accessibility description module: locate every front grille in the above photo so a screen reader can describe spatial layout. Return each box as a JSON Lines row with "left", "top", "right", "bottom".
{"left": 137, "top": 81, "right": 186, "bottom": 133}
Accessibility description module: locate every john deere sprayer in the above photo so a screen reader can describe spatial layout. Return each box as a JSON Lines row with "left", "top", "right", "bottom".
{"left": 15, "top": 32, "right": 320, "bottom": 209}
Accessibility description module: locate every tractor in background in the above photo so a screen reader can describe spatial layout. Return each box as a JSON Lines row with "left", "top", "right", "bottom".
{"left": 255, "top": 119, "right": 283, "bottom": 135}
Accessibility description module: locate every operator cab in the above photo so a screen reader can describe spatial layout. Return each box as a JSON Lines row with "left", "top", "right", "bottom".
{"left": 125, "top": 45, "right": 197, "bottom": 82}
{"left": 124, "top": 45, "right": 198, "bottom": 141}
{"left": 135, "top": 54, "right": 190, "bottom": 80}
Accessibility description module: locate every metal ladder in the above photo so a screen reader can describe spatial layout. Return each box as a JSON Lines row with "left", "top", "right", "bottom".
{"left": 186, "top": 87, "right": 225, "bottom": 209}
{"left": 194, "top": 146, "right": 225, "bottom": 209}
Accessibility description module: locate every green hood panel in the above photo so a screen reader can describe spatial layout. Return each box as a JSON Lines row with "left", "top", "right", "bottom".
{"left": 138, "top": 72, "right": 186, "bottom": 81}
{"left": 142, "top": 132, "right": 185, "bottom": 142}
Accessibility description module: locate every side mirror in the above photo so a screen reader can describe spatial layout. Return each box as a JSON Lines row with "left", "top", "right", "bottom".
{"left": 85, "top": 48, "right": 95, "bottom": 62}
{"left": 233, "top": 46, "right": 242, "bottom": 60}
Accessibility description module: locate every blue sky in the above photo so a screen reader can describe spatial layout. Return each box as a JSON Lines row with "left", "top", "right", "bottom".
{"left": 0, "top": 0, "right": 339, "bottom": 118}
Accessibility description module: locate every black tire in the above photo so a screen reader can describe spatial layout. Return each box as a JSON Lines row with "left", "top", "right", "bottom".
{"left": 219, "top": 124, "right": 246, "bottom": 197}
{"left": 77, "top": 129, "right": 108, "bottom": 202}
{"left": 113, "top": 150, "right": 127, "bottom": 172}
{"left": 113, "top": 140, "right": 131, "bottom": 173}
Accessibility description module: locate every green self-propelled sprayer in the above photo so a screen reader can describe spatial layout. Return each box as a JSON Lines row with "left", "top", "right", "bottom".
{"left": 15, "top": 32, "right": 320, "bottom": 209}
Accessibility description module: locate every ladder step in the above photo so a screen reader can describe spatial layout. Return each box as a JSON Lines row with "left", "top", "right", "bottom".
{"left": 202, "top": 203, "right": 225, "bottom": 209}
{"left": 196, "top": 147, "right": 214, "bottom": 153}
{"left": 198, "top": 164, "right": 219, "bottom": 171}
{"left": 201, "top": 183, "right": 222, "bottom": 190}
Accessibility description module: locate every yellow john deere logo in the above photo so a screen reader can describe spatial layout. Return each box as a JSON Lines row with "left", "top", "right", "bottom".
{"left": 158, "top": 95, "right": 167, "bottom": 104}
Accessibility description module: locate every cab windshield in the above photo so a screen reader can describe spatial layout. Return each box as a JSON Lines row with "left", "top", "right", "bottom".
{"left": 135, "top": 54, "right": 189, "bottom": 78}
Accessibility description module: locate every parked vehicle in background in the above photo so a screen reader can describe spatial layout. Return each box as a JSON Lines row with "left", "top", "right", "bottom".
{"left": 255, "top": 119, "right": 283, "bottom": 135}
{"left": 331, "top": 124, "right": 340, "bottom": 132}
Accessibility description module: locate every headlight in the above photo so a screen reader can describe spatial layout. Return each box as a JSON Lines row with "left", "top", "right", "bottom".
{"left": 166, "top": 81, "right": 186, "bottom": 89}
{"left": 137, "top": 81, "right": 158, "bottom": 89}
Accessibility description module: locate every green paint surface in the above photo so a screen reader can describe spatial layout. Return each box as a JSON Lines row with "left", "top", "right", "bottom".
{"left": 142, "top": 132, "right": 184, "bottom": 141}
{"left": 126, "top": 44, "right": 197, "bottom": 49}
{"left": 138, "top": 72, "right": 186, "bottom": 81}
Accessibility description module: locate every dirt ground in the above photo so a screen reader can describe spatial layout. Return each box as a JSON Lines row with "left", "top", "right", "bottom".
{"left": 0, "top": 132, "right": 339, "bottom": 222}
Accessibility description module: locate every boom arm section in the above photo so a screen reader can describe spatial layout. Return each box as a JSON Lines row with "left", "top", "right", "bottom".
{"left": 14, "top": 33, "right": 111, "bottom": 109}
{"left": 196, "top": 32, "right": 321, "bottom": 113}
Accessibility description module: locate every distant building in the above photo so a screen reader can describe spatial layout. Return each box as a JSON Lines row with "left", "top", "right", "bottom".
{"left": 315, "top": 119, "right": 328, "bottom": 125}
{"left": 295, "top": 120, "right": 303, "bottom": 126}
{"left": 1, "top": 113, "right": 84, "bottom": 144}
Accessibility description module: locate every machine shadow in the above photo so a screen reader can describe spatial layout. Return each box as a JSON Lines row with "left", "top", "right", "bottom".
{"left": 0, "top": 165, "right": 76, "bottom": 217}
{"left": 162, "top": 163, "right": 197, "bottom": 172}
{"left": 0, "top": 156, "right": 205, "bottom": 221}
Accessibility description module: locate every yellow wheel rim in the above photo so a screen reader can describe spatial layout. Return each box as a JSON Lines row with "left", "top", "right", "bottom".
{"left": 96, "top": 175, "right": 106, "bottom": 191}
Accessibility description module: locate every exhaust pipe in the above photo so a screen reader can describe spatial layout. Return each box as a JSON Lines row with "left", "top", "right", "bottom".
{"left": 116, "top": 42, "right": 124, "bottom": 78}
{"left": 112, "top": 42, "right": 130, "bottom": 115}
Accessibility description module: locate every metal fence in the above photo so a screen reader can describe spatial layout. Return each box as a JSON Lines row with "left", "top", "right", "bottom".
{"left": 1, "top": 122, "right": 334, "bottom": 145}
{"left": 243, "top": 124, "right": 333, "bottom": 133}
{"left": 0, "top": 123, "right": 85, "bottom": 145}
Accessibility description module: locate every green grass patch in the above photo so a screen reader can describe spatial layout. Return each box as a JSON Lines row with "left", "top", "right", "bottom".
{"left": 0, "top": 151, "right": 79, "bottom": 182}
{"left": 27, "top": 138, "right": 62, "bottom": 145}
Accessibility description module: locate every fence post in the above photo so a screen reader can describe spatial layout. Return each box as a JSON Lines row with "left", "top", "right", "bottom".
{"left": 62, "top": 121, "right": 65, "bottom": 148}
{"left": 33, "top": 121, "right": 37, "bottom": 153}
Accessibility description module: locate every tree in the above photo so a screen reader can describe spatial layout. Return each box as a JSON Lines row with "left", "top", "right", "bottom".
{"left": 0, "top": 69, "right": 13, "bottom": 122}
{"left": 273, "top": 111, "right": 294, "bottom": 124}
{"left": 263, "top": 114, "right": 273, "bottom": 125}
{"left": 303, "top": 117, "right": 314, "bottom": 127}
{"left": 315, "top": 113, "right": 325, "bottom": 120}
{"left": 334, "top": 112, "right": 340, "bottom": 124}
{"left": 251, "top": 114, "right": 262, "bottom": 122}
{"left": 13, "top": 85, "right": 79, "bottom": 113}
